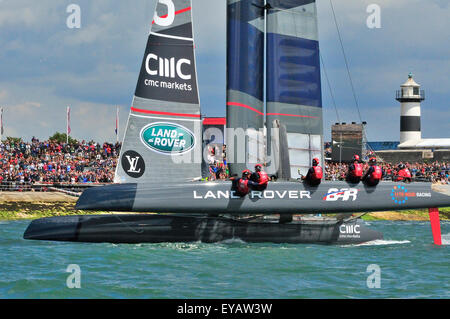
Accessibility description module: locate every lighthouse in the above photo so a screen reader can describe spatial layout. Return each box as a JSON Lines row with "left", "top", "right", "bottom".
{"left": 396, "top": 73, "right": 425, "bottom": 144}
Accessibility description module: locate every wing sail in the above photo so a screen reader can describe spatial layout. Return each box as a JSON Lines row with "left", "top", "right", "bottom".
{"left": 115, "top": 0, "right": 202, "bottom": 184}
{"left": 226, "top": 0, "right": 266, "bottom": 175}
{"left": 266, "top": 0, "right": 323, "bottom": 178}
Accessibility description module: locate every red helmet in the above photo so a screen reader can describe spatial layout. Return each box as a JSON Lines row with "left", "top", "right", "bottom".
{"left": 353, "top": 155, "right": 360, "bottom": 162}
{"left": 255, "top": 164, "right": 263, "bottom": 172}
{"left": 312, "top": 158, "right": 320, "bottom": 166}
{"left": 242, "top": 169, "right": 252, "bottom": 177}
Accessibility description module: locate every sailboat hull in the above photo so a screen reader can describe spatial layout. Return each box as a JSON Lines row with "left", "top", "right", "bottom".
{"left": 23, "top": 214, "right": 382, "bottom": 245}
{"left": 75, "top": 181, "right": 450, "bottom": 215}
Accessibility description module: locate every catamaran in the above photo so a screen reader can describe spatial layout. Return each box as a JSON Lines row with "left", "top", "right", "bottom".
{"left": 24, "top": 0, "right": 450, "bottom": 245}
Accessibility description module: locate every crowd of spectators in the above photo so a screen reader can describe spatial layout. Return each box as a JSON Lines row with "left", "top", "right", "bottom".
{"left": 0, "top": 137, "right": 120, "bottom": 186}
{"left": 325, "top": 161, "right": 449, "bottom": 184}
{"left": 204, "top": 144, "right": 449, "bottom": 184}
{"left": 1, "top": 137, "right": 448, "bottom": 186}
{"left": 206, "top": 145, "right": 229, "bottom": 180}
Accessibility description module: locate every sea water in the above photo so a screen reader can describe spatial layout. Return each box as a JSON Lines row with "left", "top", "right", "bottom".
{"left": 0, "top": 220, "right": 448, "bottom": 299}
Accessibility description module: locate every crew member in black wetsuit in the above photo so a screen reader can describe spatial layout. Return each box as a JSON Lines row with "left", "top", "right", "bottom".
{"left": 347, "top": 154, "right": 363, "bottom": 183}
{"left": 250, "top": 164, "right": 269, "bottom": 191}
{"left": 362, "top": 157, "right": 383, "bottom": 186}
{"left": 302, "top": 158, "right": 323, "bottom": 186}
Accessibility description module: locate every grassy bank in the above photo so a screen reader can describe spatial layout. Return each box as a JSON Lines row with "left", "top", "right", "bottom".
{"left": 0, "top": 201, "right": 105, "bottom": 221}
{"left": 363, "top": 207, "right": 450, "bottom": 221}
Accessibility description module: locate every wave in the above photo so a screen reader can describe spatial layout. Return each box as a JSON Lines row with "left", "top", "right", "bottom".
{"left": 218, "top": 238, "right": 247, "bottom": 245}
{"left": 348, "top": 239, "right": 411, "bottom": 247}
{"left": 441, "top": 233, "right": 450, "bottom": 245}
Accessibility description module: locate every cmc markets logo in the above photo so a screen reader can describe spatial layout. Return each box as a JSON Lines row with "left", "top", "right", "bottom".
{"left": 140, "top": 122, "right": 196, "bottom": 155}
{"left": 390, "top": 185, "right": 431, "bottom": 205}
{"left": 145, "top": 54, "right": 191, "bottom": 80}
{"left": 339, "top": 224, "right": 361, "bottom": 236}
{"left": 121, "top": 150, "right": 145, "bottom": 178}
{"left": 323, "top": 188, "right": 359, "bottom": 201}
{"left": 143, "top": 54, "right": 193, "bottom": 92}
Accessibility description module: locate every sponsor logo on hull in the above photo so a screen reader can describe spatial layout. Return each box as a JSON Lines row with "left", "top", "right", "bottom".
{"left": 390, "top": 185, "right": 431, "bottom": 205}
{"left": 140, "top": 122, "right": 196, "bottom": 155}
{"left": 339, "top": 224, "right": 361, "bottom": 239}
{"left": 193, "top": 190, "right": 312, "bottom": 200}
{"left": 121, "top": 150, "right": 146, "bottom": 178}
{"left": 323, "top": 188, "right": 359, "bottom": 201}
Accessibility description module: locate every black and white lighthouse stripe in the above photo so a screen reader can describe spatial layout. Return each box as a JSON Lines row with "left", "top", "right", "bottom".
{"left": 399, "top": 97, "right": 422, "bottom": 143}
{"left": 400, "top": 115, "right": 421, "bottom": 132}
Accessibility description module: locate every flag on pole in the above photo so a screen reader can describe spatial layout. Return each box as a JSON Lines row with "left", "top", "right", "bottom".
{"left": 0, "top": 107, "right": 4, "bottom": 137}
{"left": 67, "top": 106, "right": 71, "bottom": 135}
{"left": 115, "top": 106, "right": 119, "bottom": 141}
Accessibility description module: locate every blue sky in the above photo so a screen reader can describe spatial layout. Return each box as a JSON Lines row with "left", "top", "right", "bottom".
{"left": 0, "top": 0, "right": 448, "bottom": 143}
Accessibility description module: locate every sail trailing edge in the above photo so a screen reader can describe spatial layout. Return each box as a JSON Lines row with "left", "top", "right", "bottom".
{"left": 226, "top": 0, "right": 266, "bottom": 176}
{"left": 266, "top": 0, "right": 323, "bottom": 178}
{"left": 115, "top": 0, "right": 202, "bottom": 184}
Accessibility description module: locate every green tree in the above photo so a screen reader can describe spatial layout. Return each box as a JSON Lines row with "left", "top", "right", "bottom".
{"left": 5, "top": 137, "right": 22, "bottom": 145}
{"left": 49, "top": 132, "right": 78, "bottom": 145}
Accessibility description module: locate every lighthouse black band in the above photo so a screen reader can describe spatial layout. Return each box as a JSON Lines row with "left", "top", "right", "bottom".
{"left": 400, "top": 116, "right": 421, "bottom": 132}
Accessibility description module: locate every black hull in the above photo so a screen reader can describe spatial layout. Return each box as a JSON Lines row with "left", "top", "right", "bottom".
{"left": 23, "top": 214, "right": 382, "bottom": 245}
{"left": 75, "top": 181, "right": 450, "bottom": 215}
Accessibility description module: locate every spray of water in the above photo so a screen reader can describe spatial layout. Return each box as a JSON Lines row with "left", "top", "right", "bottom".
{"left": 345, "top": 239, "right": 411, "bottom": 247}
{"left": 441, "top": 233, "right": 450, "bottom": 245}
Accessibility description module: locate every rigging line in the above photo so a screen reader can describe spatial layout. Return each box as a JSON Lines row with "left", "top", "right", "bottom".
{"left": 329, "top": 0, "right": 377, "bottom": 158}
{"left": 320, "top": 53, "right": 340, "bottom": 123}
{"left": 329, "top": 0, "right": 362, "bottom": 123}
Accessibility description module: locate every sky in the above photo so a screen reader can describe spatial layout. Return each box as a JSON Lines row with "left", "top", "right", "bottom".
{"left": 0, "top": 0, "right": 448, "bottom": 143}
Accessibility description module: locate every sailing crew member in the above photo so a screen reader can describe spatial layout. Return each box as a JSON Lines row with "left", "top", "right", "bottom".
{"left": 347, "top": 154, "right": 363, "bottom": 183}
{"left": 362, "top": 157, "right": 383, "bottom": 186}
{"left": 235, "top": 169, "right": 252, "bottom": 197}
{"left": 302, "top": 158, "right": 323, "bottom": 186}
{"left": 396, "top": 163, "right": 412, "bottom": 183}
{"left": 250, "top": 164, "right": 269, "bottom": 191}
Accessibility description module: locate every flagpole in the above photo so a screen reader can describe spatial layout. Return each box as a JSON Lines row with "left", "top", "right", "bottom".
{"left": 66, "top": 106, "right": 69, "bottom": 144}
{"left": 116, "top": 106, "right": 119, "bottom": 144}
{"left": 0, "top": 107, "right": 3, "bottom": 142}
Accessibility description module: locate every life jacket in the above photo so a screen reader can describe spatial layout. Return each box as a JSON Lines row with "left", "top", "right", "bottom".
{"left": 370, "top": 166, "right": 382, "bottom": 181}
{"left": 237, "top": 178, "right": 249, "bottom": 195}
{"left": 397, "top": 168, "right": 412, "bottom": 181}
{"left": 351, "top": 163, "right": 363, "bottom": 177}
{"left": 257, "top": 171, "right": 269, "bottom": 185}
{"left": 311, "top": 166, "right": 323, "bottom": 180}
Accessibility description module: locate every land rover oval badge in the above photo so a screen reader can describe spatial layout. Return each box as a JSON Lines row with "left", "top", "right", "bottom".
{"left": 140, "top": 122, "right": 195, "bottom": 155}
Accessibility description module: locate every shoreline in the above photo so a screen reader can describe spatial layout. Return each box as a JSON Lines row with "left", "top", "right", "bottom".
{"left": 0, "top": 192, "right": 449, "bottom": 221}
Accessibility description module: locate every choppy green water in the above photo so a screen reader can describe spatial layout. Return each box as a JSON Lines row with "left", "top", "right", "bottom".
{"left": 0, "top": 220, "right": 448, "bottom": 299}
